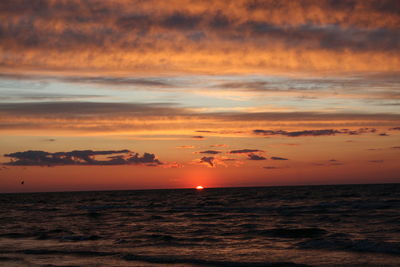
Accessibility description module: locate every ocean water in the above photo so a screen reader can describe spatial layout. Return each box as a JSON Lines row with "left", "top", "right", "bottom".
{"left": 0, "top": 184, "right": 399, "bottom": 267}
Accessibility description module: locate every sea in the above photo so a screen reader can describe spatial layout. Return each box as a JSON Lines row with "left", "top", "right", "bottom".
{"left": 0, "top": 184, "right": 399, "bottom": 267}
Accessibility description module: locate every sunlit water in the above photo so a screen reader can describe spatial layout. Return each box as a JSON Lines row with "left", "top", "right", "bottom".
{"left": 0, "top": 184, "right": 399, "bottom": 266}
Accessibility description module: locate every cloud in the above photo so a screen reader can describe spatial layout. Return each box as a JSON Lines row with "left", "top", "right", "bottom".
{"left": 329, "top": 162, "right": 344, "bottom": 166}
{"left": 253, "top": 128, "right": 378, "bottom": 137}
{"left": 200, "top": 156, "right": 214, "bottom": 167}
{"left": 62, "top": 76, "right": 172, "bottom": 87}
{"left": 161, "top": 162, "right": 184, "bottom": 168}
{"left": 195, "top": 155, "right": 243, "bottom": 168}
{"left": 3, "top": 149, "right": 162, "bottom": 166}
{"left": 198, "top": 150, "right": 221, "bottom": 155}
{"left": 247, "top": 154, "right": 266, "bottom": 160}
{"left": 220, "top": 158, "right": 238, "bottom": 162}
{"left": 263, "top": 166, "right": 280, "bottom": 169}
{"left": 229, "top": 149, "right": 264, "bottom": 154}
{"left": 7, "top": 1, "right": 397, "bottom": 52}
{"left": 214, "top": 74, "right": 400, "bottom": 104}
{"left": 225, "top": 112, "right": 400, "bottom": 123}
{"left": 368, "top": 160, "right": 384, "bottom": 163}
{"left": 271, "top": 157, "right": 288, "bottom": 160}
{"left": 195, "top": 130, "right": 215, "bottom": 133}
{"left": 285, "top": 130, "right": 340, "bottom": 137}
{"left": 192, "top": 136, "right": 205, "bottom": 139}
{"left": 0, "top": 102, "right": 399, "bottom": 134}
{"left": 0, "top": 73, "right": 173, "bottom": 88}
{"left": 162, "top": 12, "right": 202, "bottom": 30}
{"left": 176, "top": 145, "right": 195, "bottom": 149}
{"left": 210, "top": 144, "right": 228, "bottom": 148}
{"left": 389, "top": 127, "right": 400, "bottom": 131}
{"left": 0, "top": 0, "right": 399, "bottom": 74}
{"left": 391, "top": 146, "right": 400, "bottom": 149}
{"left": 0, "top": 102, "right": 186, "bottom": 117}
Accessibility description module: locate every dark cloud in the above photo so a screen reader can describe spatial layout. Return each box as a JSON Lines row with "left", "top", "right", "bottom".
{"left": 126, "top": 152, "right": 162, "bottom": 165}
{"left": 369, "top": 160, "right": 384, "bottom": 163}
{"left": 200, "top": 156, "right": 214, "bottom": 167}
{"left": 379, "top": 133, "right": 389, "bottom": 136}
{"left": 247, "top": 154, "right": 266, "bottom": 160}
{"left": 62, "top": 76, "right": 172, "bottom": 87}
{"left": 313, "top": 160, "right": 344, "bottom": 166}
{"left": 210, "top": 144, "right": 228, "bottom": 148}
{"left": 116, "top": 14, "right": 152, "bottom": 31}
{"left": 4, "top": 149, "right": 162, "bottom": 166}
{"left": 0, "top": 0, "right": 399, "bottom": 77}
{"left": 162, "top": 12, "right": 202, "bottom": 30}
{"left": 263, "top": 166, "right": 280, "bottom": 169}
{"left": 220, "top": 158, "right": 238, "bottom": 162}
{"left": 254, "top": 129, "right": 338, "bottom": 137}
{"left": 198, "top": 150, "right": 221, "bottom": 155}
{"left": 246, "top": 0, "right": 400, "bottom": 14}
{"left": 286, "top": 130, "right": 340, "bottom": 137}
{"left": 208, "top": 11, "right": 231, "bottom": 29}
{"left": 196, "top": 130, "right": 214, "bottom": 133}
{"left": 0, "top": 73, "right": 173, "bottom": 88}
{"left": 0, "top": 94, "right": 105, "bottom": 102}
{"left": 2, "top": 2, "right": 399, "bottom": 51}
{"left": 240, "top": 21, "right": 400, "bottom": 51}
{"left": 1, "top": 101, "right": 399, "bottom": 123}
{"left": 229, "top": 149, "right": 263, "bottom": 154}
{"left": 389, "top": 127, "right": 400, "bottom": 131}
{"left": 0, "top": 0, "right": 399, "bottom": 63}
{"left": 226, "top": 112, "right": 400, "bottom": 122}
{"left": 192, "top": 136, "right": 205, "bottom": 139}
{"left": 253, "top": 128, "right": 378, "bottom": 137}
{"left": 271, "top": 157, "right": 288, "bottom": 160}
{"left": 391, "top": 146, "right": 400, "bottom": 149}
{"left": 176, "top": 145, "right": 195, "bottom": 149}
{"left": 0, "top": 102, "right": 185, "bottom": 117}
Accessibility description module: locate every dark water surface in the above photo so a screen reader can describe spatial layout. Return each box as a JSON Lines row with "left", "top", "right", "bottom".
{"left": 0, "top": 184, "right": 399, "bottom": 266}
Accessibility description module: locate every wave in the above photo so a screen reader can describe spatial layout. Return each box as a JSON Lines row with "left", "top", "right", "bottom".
{"left": 297, "top": 234, "right": 400, "bottom": 255}
{"left": 251, "top": 228, "right": 327, "bottom": 239}
{"left": 122, "top": 253, "right": 312, "bottom": 266}
{"left": 13, "top": 249, "right": 312, "bottom": 266}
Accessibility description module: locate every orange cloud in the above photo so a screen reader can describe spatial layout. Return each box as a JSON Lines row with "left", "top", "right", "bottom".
{"left": 1, "top": 0, "right": 399, "bottom": 75}
{"left": 0, "top": 102, "right": 399, "bottom": 135}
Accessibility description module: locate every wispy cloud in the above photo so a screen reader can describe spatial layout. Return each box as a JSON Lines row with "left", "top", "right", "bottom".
{"left": 271, "top": 157, "right": 288, "bottom": 161}
{"left": 0, "top": 101, "right": 399, "bottom": 134}
{"left": 253, "top": 128, "right": 378, "bottom": 137}
{"left": 199, "top": 156, "right": 215, "bottom": 167}
{"left": 247, "top": 154, "right": 267, "bottom": 160}
{"left": 198, "top": 150, "right": 222, "bottom": 155}
{"left": 176, "top": 145, "right": 195, "bottom": 149}
{"left": 229, "top": 149, "right": 264, "bottom": 154}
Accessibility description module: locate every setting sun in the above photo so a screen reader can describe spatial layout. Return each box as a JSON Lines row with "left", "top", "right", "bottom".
{"left": 196, "top": 186, "right": 204, "bottom": 190}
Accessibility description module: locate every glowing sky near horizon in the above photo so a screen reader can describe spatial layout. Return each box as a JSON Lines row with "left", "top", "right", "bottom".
{"left": 0, "top": 0, "right": 399, "bottom": 192}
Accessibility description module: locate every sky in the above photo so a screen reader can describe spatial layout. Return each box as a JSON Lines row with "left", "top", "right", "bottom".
{"left": 0, "top": 0, "right": 399, "bottom": 193}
